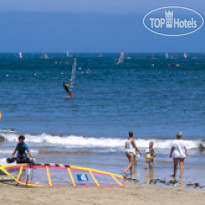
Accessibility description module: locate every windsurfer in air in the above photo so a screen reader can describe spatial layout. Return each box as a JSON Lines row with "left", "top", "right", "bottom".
{"left": 9, "top": 135, "right": 34, "bottom": 164}
{"left": 63, "top": 83, "right": 73, "bottom": 97}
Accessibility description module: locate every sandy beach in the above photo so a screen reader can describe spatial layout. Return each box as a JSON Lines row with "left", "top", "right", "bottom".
{"left": 0, "top": 181, "right": 204, "bottom": 205}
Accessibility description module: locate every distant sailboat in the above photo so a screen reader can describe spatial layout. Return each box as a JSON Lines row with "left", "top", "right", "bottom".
{"left": 165, "top": 53, "right": 169, "bottom": 59}
{"left": 98, "top": 53, "right": 103, "bottom": 57}
{"left": 117, "top": 52, "right": 124, "bottom": 64}
{"left": 184, "top": 53, "right": 188, "bottom": 59}
{"left": 152, "top": 54, "right": 154, "bottom": 59}
{"left": 63, "top": 57, "right": 77, "bottom": 98}
{"left": 126, "top": 53, "right": 131, "bottom": 60}
{"left": 66, "top": 52, "right": 69, "bottom": 57}
{"left": 19, "top": 52, "right": 23, "bottom": 59}
{"left": 44, "top": 53, "right": 49, "bottom": 59}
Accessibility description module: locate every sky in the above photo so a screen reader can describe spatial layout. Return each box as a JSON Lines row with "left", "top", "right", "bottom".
{"left": 0, "top": 0, "right": 204, "bottom": 52}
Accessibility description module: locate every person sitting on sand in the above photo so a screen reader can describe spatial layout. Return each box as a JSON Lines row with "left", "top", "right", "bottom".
{"left": 124, "top": 131, "right": 141, "bottom": 177}
{"left": 144, "top": 141, "right": 156, "bottom": 169}
{"left": 170, "top": 132, "right": 188, "bottom": 178}
{"left": 9, "top": 135, "right": 34, "bottom": 164}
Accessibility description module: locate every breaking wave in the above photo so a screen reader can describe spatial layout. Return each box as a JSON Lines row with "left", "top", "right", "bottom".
{"left": 0, "top": 132, "right": 203, "bottom": 150}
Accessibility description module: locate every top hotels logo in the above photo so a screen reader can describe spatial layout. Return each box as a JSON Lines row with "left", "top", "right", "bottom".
{"left": 143, "top": 6, "right": 204, "bottom": 36}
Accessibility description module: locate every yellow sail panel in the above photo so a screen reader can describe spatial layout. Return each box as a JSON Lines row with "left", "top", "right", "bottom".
{"left": 68, "top": 168, "right": 76, "bottom": 187}
{"left": 46, "top": 166, "right": 52, "bottom": 187}
{"left": 0, "top": 164, "right": 124, "bottom": 188}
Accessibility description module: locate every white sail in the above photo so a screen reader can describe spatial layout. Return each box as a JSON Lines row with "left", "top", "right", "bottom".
{"left": 126, "top": 53, "right": 131, "bottom": 60}
{"left": 117, "top": 52, "right": 124, "bottom": 64}
{"left": 98, "top": 53, "right": 103, "bottom": 57}
{"left": 44, "top": 53, "right": 49, "bottom": 59}
{"left": 19, "top": 52, "right": 23, "bottom": 59}
{"left": 184, "top": 53, "right": 187, "bottom": 59}
{"left": 165, "top": 53, "right": 169, "bottom": 59}
{"left": 69, "top": 57, "right": 77, "bottom": 92}
{"left": 67, "top": 52, "right": 69, "bottom": 57}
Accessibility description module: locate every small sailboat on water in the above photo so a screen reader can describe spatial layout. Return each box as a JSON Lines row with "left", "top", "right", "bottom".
{"left": 66, "top": 51, "right": 73, "bottom": 57}
{"left": 63, "top": 57, "right": 77, "bottom": 98}
{"left": 40, "top": 53, "right": 49, "bottom": 59}
{"left": 98, "top": 53, "right": 103, "bottom": 57}
{"left": 165, "top": 53, "right": 169, "bottom": 59}
{"left": 152, "top": 53, "right": 154, "bottom": 59}
{"left": 19, "top": 52, "right": 23, "bottom": 59}
{"left": 117, "top": 52, "right": 124, "bottom": 64}
{"left": 184, "top": 53, "right": 188, "bottom": 59}
{"left": 126, "top": 53, "right": 131, "bottom": 60}
{"left": 44, "top": 53, "right": 49, "bottom": 59}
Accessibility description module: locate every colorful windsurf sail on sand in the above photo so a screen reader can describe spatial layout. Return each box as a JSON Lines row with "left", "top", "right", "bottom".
{"left": 0, "top": 163, "right": 124, "bottom": 188}
{"left": 69, "top": 57, "right": 77, "bottom": 92}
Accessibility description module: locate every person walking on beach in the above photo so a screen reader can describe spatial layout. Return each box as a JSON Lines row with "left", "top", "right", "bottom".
{"left": 170, "top": 132, "right": 188, "bottom": 178}
{"left": 9, "top": 135, "right": 34, "bottom": 164}
{"left": 124, "top": 131, "right": 141, "bottom": 177}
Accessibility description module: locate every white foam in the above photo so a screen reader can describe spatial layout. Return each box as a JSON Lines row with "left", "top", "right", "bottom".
{"left": 0, "top": 149, "right": 38, "bottom": 154}
{"left": 0, "top": 149, "right": 14, "bottom": 154}
{"left": 0, "top": 133, "right": 202, "bottom": 150}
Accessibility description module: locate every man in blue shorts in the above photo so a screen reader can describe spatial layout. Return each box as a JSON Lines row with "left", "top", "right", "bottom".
{"left": 9, "top": 135, "right": 34, "bottom": 164}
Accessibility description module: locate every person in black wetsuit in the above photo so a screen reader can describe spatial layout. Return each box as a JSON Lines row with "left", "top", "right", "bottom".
{"left": 10, "top": 135, "right": 34, "bottom": 164}
{"left": 63, "top": 82, "right": 72, "bottom": 96}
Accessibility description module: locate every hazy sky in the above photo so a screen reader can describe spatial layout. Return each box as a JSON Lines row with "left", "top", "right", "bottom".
{"left": 1, "top": 0, "right": 204, "bottom": 13}
{"left": 0, "top": 0, "right": 204, "bottom": 52}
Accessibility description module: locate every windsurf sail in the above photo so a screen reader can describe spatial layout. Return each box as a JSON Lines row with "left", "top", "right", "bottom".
{"left": 165, "top": 53, "right": 169, "bottom": 59}
{"left": 0, "top": 163, "right": 124, "bottom": 188}
{"left": 44, "top": 53, "right": 49, "bottom": 59}
{"left": 117, "top": 52, "right": 124, "bottom": 64}
{"left": 69, "top": 57, "right": 77, "bottom": 92}
{"left": 19, "top": 52, "right": 23, "bottom": 59}
{"left": 184, "top": 53, "right": 187, "bottom": 59}
{"left": 152, "top": 53, "right": 154, "bottom": 59}
{"left": 67, "top": 51, "right": 69, "bottom": 57}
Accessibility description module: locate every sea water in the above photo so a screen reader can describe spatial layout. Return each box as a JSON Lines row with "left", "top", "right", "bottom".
{"left": 0, "top": 53, "right": 205, "bottom": 188}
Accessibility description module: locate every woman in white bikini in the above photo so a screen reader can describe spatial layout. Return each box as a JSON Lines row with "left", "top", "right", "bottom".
{"left": 124, "top": 131, "right": 141, "bottom": 177}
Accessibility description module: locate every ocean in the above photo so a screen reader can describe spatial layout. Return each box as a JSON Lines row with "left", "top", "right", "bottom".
{"left": 0, "top": 53, "right": 205, "bottom": 188}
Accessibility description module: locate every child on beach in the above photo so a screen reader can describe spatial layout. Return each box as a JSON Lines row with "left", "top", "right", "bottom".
{"left": 144, "top": 141, "right": 156, "bottom": 169}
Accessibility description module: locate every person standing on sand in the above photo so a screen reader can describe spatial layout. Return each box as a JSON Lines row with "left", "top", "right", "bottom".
{"left": 124, "top": 131, "right": 141, "bottom": 177}
{"left": 170, "top": 132, "right": 188, "bottom": 178}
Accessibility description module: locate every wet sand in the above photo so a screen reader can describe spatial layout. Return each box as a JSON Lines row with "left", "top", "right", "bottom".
{"left": 0, "top": 181, "right": 204, "bottom": 205}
